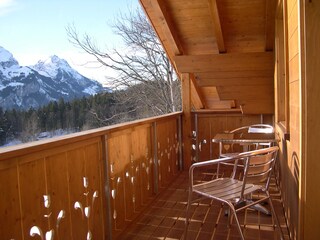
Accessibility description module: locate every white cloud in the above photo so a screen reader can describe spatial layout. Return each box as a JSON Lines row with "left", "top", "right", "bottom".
{"left": 0, "top": 0, "right": 18, "bottom": 17}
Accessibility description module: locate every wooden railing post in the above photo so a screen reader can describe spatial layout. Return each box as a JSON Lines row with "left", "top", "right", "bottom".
{"left": 194, "top": 113, "right": 199, "bottom": 162}
{"left": 181, "top": 73, "right": 192, "bottom": 168}
{"left": 101, "top": 135, "right": 113, "bottom": 240}
{"left": 178, "top": 114, "right": 183, "bottom": 170}
{"left": 152, "top": 122, "right": 159, "bottom": 194}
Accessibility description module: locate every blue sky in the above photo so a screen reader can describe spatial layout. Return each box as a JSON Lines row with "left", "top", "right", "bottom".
{"left": 0, "top": 0, "right": 139, "bottom": 84}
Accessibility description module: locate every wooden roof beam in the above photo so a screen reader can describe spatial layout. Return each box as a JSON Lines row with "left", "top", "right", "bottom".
{"left": 174, "top": 52, "right": 274, "bottom": 73}
{"left": 196, "top": 76, "right": 273, "bottom": 87}
{"left": 194, "top": 70, "right": 274, "bottom": 87}
{"left": 208, "top": 0, "right": 226, "bottom": 53}
{"left": 190, "top": 74, "right": 206, "bottom": 109}
{"left": 153, "top": 0, "right": 184, "bottom": 55}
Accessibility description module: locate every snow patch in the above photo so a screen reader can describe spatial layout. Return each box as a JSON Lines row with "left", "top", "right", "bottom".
{"left": 83, "top": 85, "right": 99, "bottom": 95}
{"left": 8, "top": 82, "right": 24, "bottom": 87}
{"left": 0, "top": 64, "right": 32, "bottom": 79}
{"left": 0, "top": 46, "right": 15, "bottom": 63}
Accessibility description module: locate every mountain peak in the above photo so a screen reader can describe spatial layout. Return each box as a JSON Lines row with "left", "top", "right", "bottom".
{"left": 32, "top": 55, "right": 78, "bottom": 79}
{"left": 37, "top": 55, "right": 70, "bottom": 68}
{"left": 0, "top": 46, "right": 19, "bottom": 68}
{"left": 46, "top": 55, "right": 69, "bottom": 66}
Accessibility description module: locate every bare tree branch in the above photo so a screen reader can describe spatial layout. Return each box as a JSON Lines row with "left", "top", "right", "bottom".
{"left": 66, "top": 6, "right": 181, "bottom": 122}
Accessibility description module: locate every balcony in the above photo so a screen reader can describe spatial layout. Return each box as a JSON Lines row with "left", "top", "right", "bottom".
{"left": 120, "top": 171, "right": 289, "bottom": 240}
{"left": 0, "top": 112, "right": 289, "bottom": 239}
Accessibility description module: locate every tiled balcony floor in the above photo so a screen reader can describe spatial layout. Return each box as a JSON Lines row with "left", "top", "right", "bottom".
{"left": 119, "top": 170, "right": 290, "bottom": 240}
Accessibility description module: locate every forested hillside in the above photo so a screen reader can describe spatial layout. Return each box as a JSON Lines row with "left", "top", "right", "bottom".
{"left": 0, "top": 79, "right": 181, "bottom": 147}
{"left": 0, "top": 93, "right": 107, "bottom": 146}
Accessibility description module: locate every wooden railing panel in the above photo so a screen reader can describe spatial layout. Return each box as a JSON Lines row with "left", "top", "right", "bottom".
{"left": 167, "top": 118, "right": 180, "bottom": 176}
{"left": 107, "top": 124, "right": 155, "bottom": 234}
{"left": 156, "top": 118, "right": 180, "bottom": 188}
{"left": 46, "top": 152, "right": 71, "bottom": 239}
{"left": 19, "top": 158, "right": 48, "bottom": 239}
{"left": 130, "top": 125, "right": 153, "bottom": 210}
{"left": 0, "top": 112, "right": 182, "bottom": 239}
{"left": 67, "top": 147, "right": 89, "bottom": 239}
{"left": 0, "top": 138, "right": 106, "bottom": 239}
{"left": 0, "top": 165, "right": 23, "bottom": 240}
{"left": 84, "top": 142, "right": 105, "bottom": 239}
{"left": 108, "top": 132, "right": 130, "bottom": 231}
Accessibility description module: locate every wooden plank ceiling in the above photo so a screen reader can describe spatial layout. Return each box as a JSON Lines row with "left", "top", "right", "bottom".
{"left": 139, "top": 0, "right": 276, "bottom": 114}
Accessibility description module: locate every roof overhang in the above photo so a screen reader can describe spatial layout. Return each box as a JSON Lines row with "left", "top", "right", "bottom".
{"left": 140, "top": 0, "right": 276, "bottom": 114}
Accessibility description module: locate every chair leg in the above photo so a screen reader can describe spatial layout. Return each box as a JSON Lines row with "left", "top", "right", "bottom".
{"left": 267, "top": 193, "right": 285, "bottom": 240}
{"left": 226, "top": 202, "right": 245, "bottom": 240}
{"left": 184, "top": 189, "right": 193, "bottom": 240}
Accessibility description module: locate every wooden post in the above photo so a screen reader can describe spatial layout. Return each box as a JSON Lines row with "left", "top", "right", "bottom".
{"left": 101, "top": 135, "right": 113, "bottom": 240}
{"left": 181, "top": 73, "right": 192, "bottom": 169}
{"left": 302, "top": 1, "right": 320, "bottom": 239}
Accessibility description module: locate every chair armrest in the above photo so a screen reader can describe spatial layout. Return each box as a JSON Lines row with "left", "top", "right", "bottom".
{"left": 190, "top": 156, "right": 236, "bottom": 170}
{"left": 189, "top": 156, "right": 242, "bottom": 186}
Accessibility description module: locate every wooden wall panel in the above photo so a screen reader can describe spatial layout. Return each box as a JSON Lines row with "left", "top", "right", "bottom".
{"left": 217, "top": 85, "right": 274, "bottom": 100}
{"left": 289, "top": 54, "right": 300, "bottom": 83}
{"left": 288, "top": 1, "right": 298, "bottom": 38}
{"left": 303, "top": 0, "right": 320, "bottom": 239}
{"left": 274, "top": 0, "right": 300, "bottom": 239}
{"left": 289, "top": 31, "right": 299, "bottom": 61}
{"left": 286, "top": 0, "right": 300, "bottom": 237}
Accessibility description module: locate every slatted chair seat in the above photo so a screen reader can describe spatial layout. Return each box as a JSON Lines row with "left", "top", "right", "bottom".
{"left": 193, "top": 178, "right": 260, "bottom": 201}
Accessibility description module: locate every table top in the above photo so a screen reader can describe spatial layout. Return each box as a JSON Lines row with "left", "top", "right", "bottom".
{"left": 212, "top": 132, "right": 278, "bottom": 144}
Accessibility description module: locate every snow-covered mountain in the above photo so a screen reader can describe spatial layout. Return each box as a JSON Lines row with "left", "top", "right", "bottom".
{"left": 0, "top": 46, "right": 105, "bottom": 110}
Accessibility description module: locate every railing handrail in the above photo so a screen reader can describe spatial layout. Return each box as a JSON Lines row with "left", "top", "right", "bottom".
{"left": 0, "top": 112, "right": 182, "bottom": 161}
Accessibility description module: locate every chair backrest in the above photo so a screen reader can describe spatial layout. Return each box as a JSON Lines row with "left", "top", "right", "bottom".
{"left": 229, "top": 124, "right": 274, "bottom": 134}
{"left": 239, "top": 146, "right": 279, "bottom": 196}
{"left": 224, "top": 124, "right": 275, "bottom": 153}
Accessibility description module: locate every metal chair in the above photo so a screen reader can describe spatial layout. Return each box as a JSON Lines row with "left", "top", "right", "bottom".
{"left": 217, "top": 124, "right": 275, "bottom": 179}
{"left": 185, "top": 146, "right": 284, "bottom": 240}
{"left": 219, "top": 124, "right": 274, "bottom": 158}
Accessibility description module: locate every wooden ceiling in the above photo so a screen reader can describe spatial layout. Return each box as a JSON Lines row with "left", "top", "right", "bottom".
{"left": 140, "top": 0, "right": 277, "bottom": 114}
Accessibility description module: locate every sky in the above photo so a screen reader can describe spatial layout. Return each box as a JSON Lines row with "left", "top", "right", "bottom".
{"left": 0, "top": 0, "right": 139, "bottom": 85}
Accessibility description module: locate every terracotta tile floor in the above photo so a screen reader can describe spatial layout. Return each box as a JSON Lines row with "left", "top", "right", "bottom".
{"left": 119, "top": 170, "right": 290, "bottom": 240}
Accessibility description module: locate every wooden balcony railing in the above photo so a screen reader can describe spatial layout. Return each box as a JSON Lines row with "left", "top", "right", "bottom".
{"left": 0, "top": 112, "right": 182, "bottom": 239}
{"left": 0, "top": 111, "right": 280, "bottom": 239}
